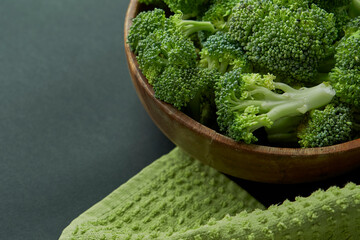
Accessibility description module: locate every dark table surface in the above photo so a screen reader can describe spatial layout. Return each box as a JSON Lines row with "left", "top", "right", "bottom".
{"left": 1, "top": 1, "right": 360, "bottom": 240}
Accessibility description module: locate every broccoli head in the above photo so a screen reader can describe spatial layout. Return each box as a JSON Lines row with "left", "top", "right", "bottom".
{"left": 228, "top": 0, "right": 338, "bottom": 83}
{"left": 127, "top": 9, "right": 166, "bottom": 54}
{"left": 202, "top": 0, "right": 241, "bottom": 31}
{"left": 297, "top": 103, "right": 353, "bottom": 147}
{"left": 132, "top": 11, "right": 215, "bottom": 84}
{"left": 329, "top": 19, "right": 360, "bottom": 107}
{"left": 153, "top": 66, "right": 219, "bottom": 124}
{"left": 163, "top": 0, "right": 210, "bottom": 18}
{"left": 136, "top": 29, "right": 198, "bottom": 84}
{"left": 310, "top": 0, "right": 360, "bottom": 34}
{"left": 199, "top": 31, "right": 251, "bottom": 74}
{"left": 227, "top": 0, "right": 272, "bottom": 45}
{"left": 215, "top": 69, "right": 335, "bottom": 143}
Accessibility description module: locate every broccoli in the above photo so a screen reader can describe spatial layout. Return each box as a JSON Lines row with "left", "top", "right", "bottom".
{"left": 199, "top": 31, "right": 251, "bottom": 74}
{"left": 329, "top": 18, "right": 360, "bottom": 107}
{"left": 153, "top": 66, "right": 219, "bottom": 124}
{"left": 136, "top": 29, "right": 198, "bottom": 84}
{"left": 265, "top": 116, "right": 303, "bottom": 145}
{"left": 127, "top": 9, "right": 166, "bottom": 54}
{"left": 297, "top": 103, "right": 353, "bottom": 147}
{"left": 215, "top": 70, "right": 335, "bottom": 143}
{"left": 228, "top": 0, "right": 338, "bottom": 83}
{"left": 202, "top": 0, "right": 241, "bottom": 31}
{"left": 133, "top": 11, "right": 215, "bottom": 84}
{"left": 162, "top": 0, "right": 210, "bottom": 19}
{"left": 167, "top": 12, "right": 215, "bottom": 38}
{"left": 309, "top": 0, "right": 360, "bottom": 35}
{"left": 128, "top": 10, "right": 214, "bottom": 55}
{"left": 129, "top": 0, "right": 360, "bottom": 147}
{"left": 136, "top": 33, "right": 197, "bottom": 85}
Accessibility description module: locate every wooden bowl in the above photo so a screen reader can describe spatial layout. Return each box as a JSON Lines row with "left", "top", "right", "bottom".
{"left": 124, "top": 0, "right": 360, "bottom": 184}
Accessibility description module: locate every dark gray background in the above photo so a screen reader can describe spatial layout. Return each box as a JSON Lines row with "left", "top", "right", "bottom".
{"left": 0, "top": 1, "right": 174, "bottom": 239}
{"left": 1, "top": 1, "right": 359, "bottom": 240}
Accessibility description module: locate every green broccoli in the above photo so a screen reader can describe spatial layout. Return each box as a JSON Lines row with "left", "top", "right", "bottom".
{"left": 228, "top": 0, "right": 338, "bottom": 83}
{"left": 199, "top": 31, "right": 251, "bottom": 74}
{"left": 136, "top": 29, "right": 198, "bottom": 84}
{"left": 134, "top": 11, "right": 215, "bottom": 84}
{"left": 297, "top": 103, "right": 353, "bottom": 148}
{"left": 128, "top": 9, "right": 214, "bottom": 55}
{"left": 310, "top": 0, "right": 360, "bottom": 35}
{"left": 215, "top": 70, "right": 335, "bottom": 143}
{"left": 329, "top": 18, "right": 360, "bottom": 107}
{"left": 167, "top": 12, "right": 215, "bottom": 38}
{"left": 128, "top": 0, "right": 360, "bottom": 147}
{"left": 127, "top": 9, "right": 166, "bottom": 54}
{"left": 154, "top": 66, "right": 219, "bottom": 124}
{"left": 202, "top": 0, "right": 241, "bottom": 31}
{"left": 265, "top": 116, "right": 303, "bottom": 145}
{"left": 162, "top": 0, "right": 210, "bottom": 19}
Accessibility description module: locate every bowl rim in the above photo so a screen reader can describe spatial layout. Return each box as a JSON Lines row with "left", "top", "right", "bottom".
{"left": 124, "top": 0, "right": 360, "bottom": 158}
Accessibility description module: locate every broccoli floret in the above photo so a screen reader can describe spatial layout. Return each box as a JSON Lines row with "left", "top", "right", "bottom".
{"left": 311, "top": 0, "right": 360, "bottom": 18}
{"left": 199, "top": 31, "right": 251, "bottom": 74}
{"left": 227, "top": 0, "right": 272, "bottom": 45}
{"left": 202, "top": 0, "right": 241, "bottom": 31}
{"left": 128, "top": 10, "right": 214, "bottom": 55}
{"left": 329, "top": 19, "right": 360, "bottom": 107}
{"left": 310, "top": 0, "right": 360, "bottom": 34}
{"left": 215, "top": 70, "right": 335, "bottom": 143}
{"left": 127, "top": 9, "right": 166, "bottom": 54}
{"left": 330, "top": 68, "right": 360, "bottom": 106}
{"left": 134, "top": 12, "right": 216, "bottom": 84}
{"left": 153, "top": 66, "right": 219, "bottom": 124}
{"left": 136, "top": 29, "right": 198, "bottom": 84}
{"left": 344, "top": 16, "right": 360, "bottom": 35}
{"left": 163, "top": 0, "right": 210, "bottom": 18}
{"left": 297, "top": 103, "right": 353, "bottom": 147}
{"left": 228, "top": 0, "right": 338, "bottom": 83}
{"left": 334, "top": 31, "right": 360, "bottom": 69}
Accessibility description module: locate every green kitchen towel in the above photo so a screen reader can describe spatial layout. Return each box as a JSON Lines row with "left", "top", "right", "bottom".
{"left": 59, "top": 148, "right": 360, "bottom": 240}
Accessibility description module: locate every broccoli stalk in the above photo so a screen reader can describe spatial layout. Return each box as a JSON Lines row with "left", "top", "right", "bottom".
{"left": 170, "top": 14, "right": 215, "bottom": 37}
{"left": 265, "top": 116, "right": 303, "bottom": 145}
{"left": 215, "top": 70, "right": 335, "bottom": 144}
{"left": 349, "top": 0, "right": 360, "bottom": 17}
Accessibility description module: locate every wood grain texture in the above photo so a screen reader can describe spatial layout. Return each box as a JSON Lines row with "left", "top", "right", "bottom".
{"left": 124, "top": 0, "right": 360, "bottom": 183}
